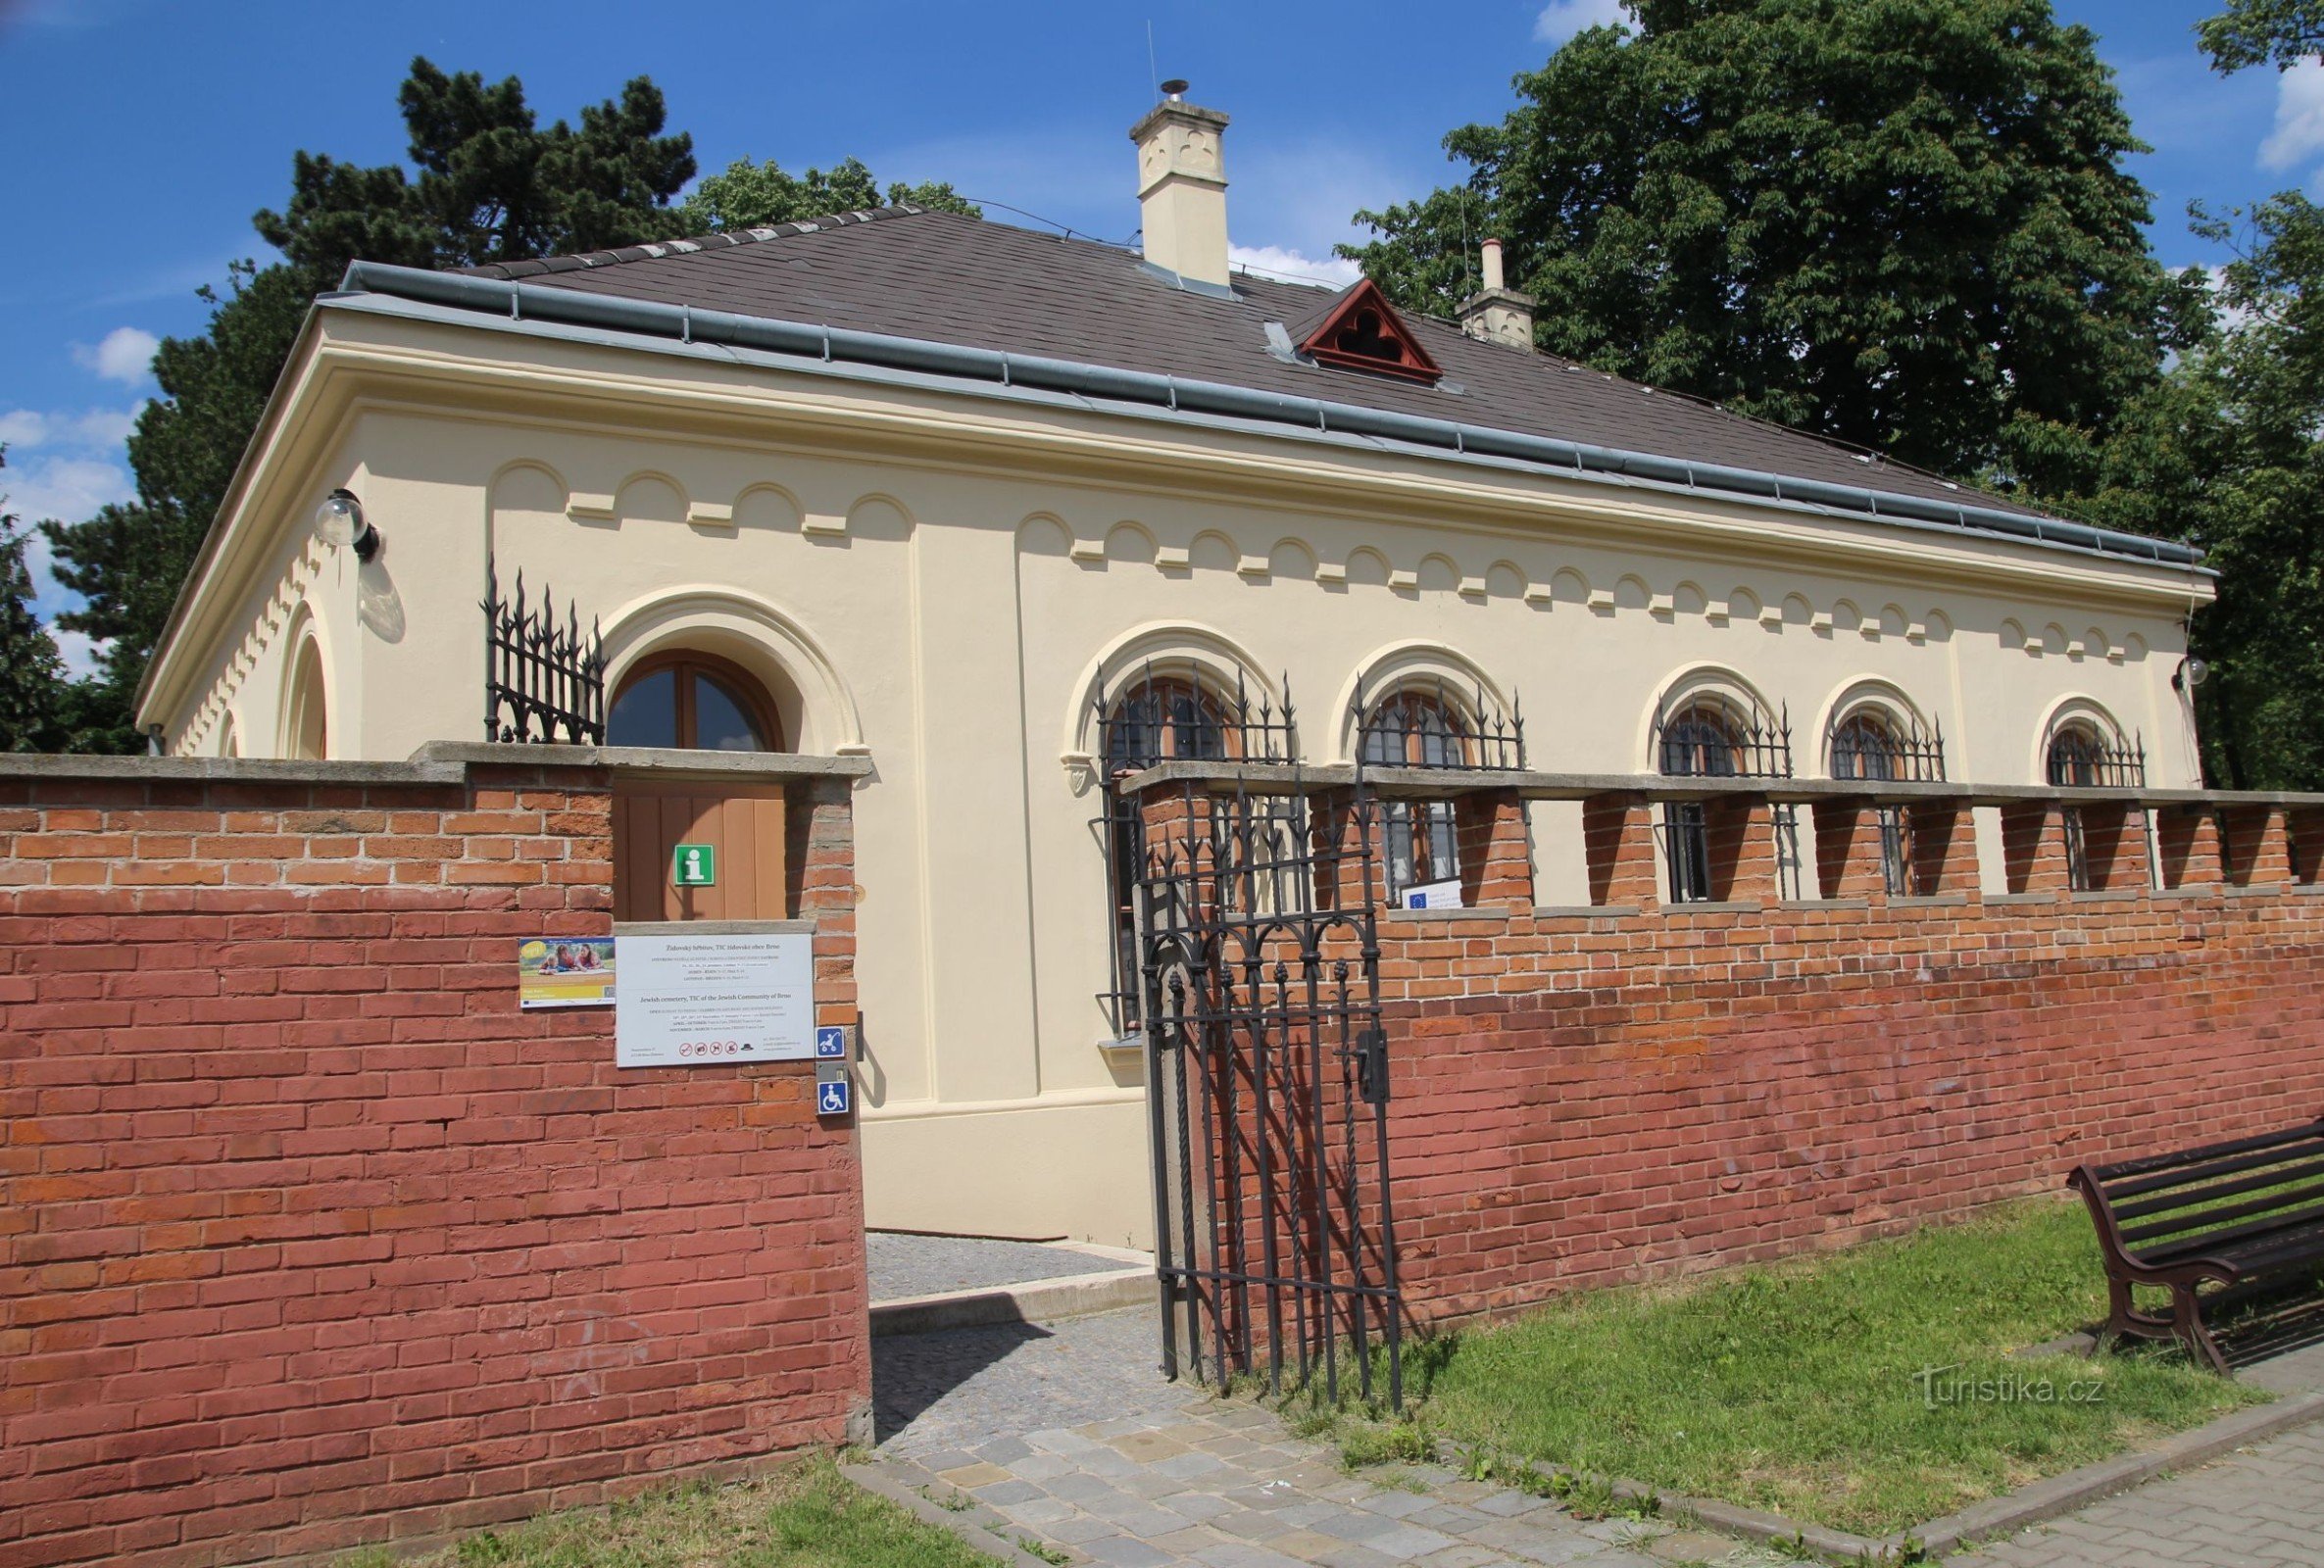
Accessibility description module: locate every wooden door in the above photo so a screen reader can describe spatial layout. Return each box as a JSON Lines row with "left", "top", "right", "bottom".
{"left": 612, "top": 780, "right": 788, "bottom": 921}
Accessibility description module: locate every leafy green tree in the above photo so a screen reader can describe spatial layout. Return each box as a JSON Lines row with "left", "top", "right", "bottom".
{"left": 2198, "top": 0, "right": 2324, "bottom": 72}
{"left": 256, "top": 57, "right": 697, "bottom": 280}
{"left": 1343, "top": 0, "right": 2185, "bottom": 500}
{"left": 678, "top": 155, "right": 979, "bottom": 231}
{"left": 44, "top": 60, "right": 700, "bottom": 751}
{"left": 0, "top": 451, "right": 69, "bottom": 753}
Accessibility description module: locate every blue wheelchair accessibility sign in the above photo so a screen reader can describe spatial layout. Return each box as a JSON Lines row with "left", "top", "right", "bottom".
{"left": 816, "top": 1025, "right": 848, "bottom": 1060}
{"left": 816, "top": 1079, "right": 852, "bottom": 1116}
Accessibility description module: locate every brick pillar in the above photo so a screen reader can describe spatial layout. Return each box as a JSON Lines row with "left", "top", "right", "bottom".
{"left": 1812, "top": 801, "right": 1881, "bottom": 900}
{"left": 2155, "top": 808, "right": 2225, "bottom": 891}
{"left": 1703, "top": 795, "right": 1777, "bottom": 904}
{"left": 792, "top": 775, "right": 860, "bottom": 1031}
{"left": 2079, "top": 805, "right": 2151, "bottom": 893}
{"left": 2001, "top": 802, "right": 2067, "bottom": 895}
{"left": 2291, "top": 806, "right": 2324, "bottom": 885}
{"left": 1907, "top": 802, "right": 1978, "bottom": 896}
{"left": 2220, "top": 805, "right": 2293, "bottom": 888}
{"left": 1582, "top": 791, "right": 1658, "bottom": 908}
{"left": 1455, "top": 789, "right": 1533, "bottom": 907}
{"left": 1309, "top": 787, "right": 1376, "bottom": 913}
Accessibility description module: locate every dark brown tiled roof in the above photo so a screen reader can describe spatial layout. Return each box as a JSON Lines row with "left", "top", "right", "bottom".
{"left": 458, "top": 206, "right": 2043, "bottom": 521}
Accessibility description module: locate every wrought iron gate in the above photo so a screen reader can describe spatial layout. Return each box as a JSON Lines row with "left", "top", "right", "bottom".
{"left": 1130, "top": 774, "right": 1405, "bottom": 1408}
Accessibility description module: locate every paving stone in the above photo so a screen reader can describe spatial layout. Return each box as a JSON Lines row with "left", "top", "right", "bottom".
{"left": 870, "top": 1300, "right": 2324, "bottom": 1568}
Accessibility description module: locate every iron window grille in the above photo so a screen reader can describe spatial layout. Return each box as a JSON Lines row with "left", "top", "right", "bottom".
{"left": 1655, "top": 696, "right": 1792, "bottom": 904}
{"left": 1094, "top": 664, "right": 1299, "bottom": 1035}
{"left": 482, "top": 565, "right": 605, "bottom": 744}
{"left": 2047, "top": 724, "right": 2144, "bottom": 892}
{"left": 2047, "top": 725, "right": 2147, "bottom": 789}
{"left": 1828, "top": 709, "right": 1947, "bottom": 895}
{"left": 1354, "top": 677, "right": 1525, "bottom": 902}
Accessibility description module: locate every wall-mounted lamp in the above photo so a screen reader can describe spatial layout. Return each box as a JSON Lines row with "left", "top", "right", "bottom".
{"left": 2172, "top": 656, "right": 2210, "bottom": 692}
{"left": 312, "top": 488, "right": 380, "bottom": 563}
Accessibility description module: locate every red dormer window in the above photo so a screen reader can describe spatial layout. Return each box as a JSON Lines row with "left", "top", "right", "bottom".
{"left": 1294, "top": 278, "right": 1444, "bottom": 385}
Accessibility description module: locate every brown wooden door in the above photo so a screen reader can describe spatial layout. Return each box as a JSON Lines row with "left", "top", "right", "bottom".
{"left": 612, "top": 780, "right": 788, "bottom": 921}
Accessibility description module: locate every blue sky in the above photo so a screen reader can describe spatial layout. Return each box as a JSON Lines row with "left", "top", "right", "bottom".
{"left": 0, "top": 0, "right": 2304, "bottom": 669}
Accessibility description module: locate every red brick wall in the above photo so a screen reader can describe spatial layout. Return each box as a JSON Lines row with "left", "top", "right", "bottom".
{"left": 0, "top": 761, "right": 867, "bottom": 1568}
{"left": 1377, "top": 799, "right": 2324, "bottom": 1324}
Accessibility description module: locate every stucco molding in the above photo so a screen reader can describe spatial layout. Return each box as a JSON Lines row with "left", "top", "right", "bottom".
{"left": 1329, "top": 640, "right": 1514, "bottom": 765}
{"left": 596, "top": 581, "right": 865, "bottom": 755}
{"left": 1808, "top": 676, "right": 1940, "bottom": 776}
{"left": 1062, "top": 619, "right": 1282, "bottom": 767}
{"left": 2030, "top": 693, "right": 2135, "bottom": 785}
{"left": 1638, "top": 662, "right": 1783, "bottom": 772}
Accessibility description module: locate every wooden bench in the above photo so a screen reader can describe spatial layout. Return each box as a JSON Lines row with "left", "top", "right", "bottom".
{"left": 2069, "top": 1117, "right": 2324, "bottom": 1373}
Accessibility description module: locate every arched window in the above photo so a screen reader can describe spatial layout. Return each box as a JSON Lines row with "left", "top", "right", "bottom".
{"left": 1830, "top": 710, "right": 1903, "bottom": 783}
{"left": 1658, "top": 700, "right": 1745, "bottom": 779}
{"left": 1654, "top": 693, "right": 1799, "bottom": 902}
{"left": 609, "top": 652, "right": 782, "bottom": 753}
{"left": 285, "top": 638, "right": 327, "bottom": 761}
{"left": 1097, "top": 672, "right": 1240, "bottom": 1031}
{"left": 1104, "top": 676, "right": 1230, "bottom": 773}
{"left": 2046, "top": 721, "right": 2109, "bottom": 787}
{"left": 1829, "top": 710, "right": 1912, "bottom": 894}
{"left": 1360, "top": 689, "right": 1469, "bottom": 900}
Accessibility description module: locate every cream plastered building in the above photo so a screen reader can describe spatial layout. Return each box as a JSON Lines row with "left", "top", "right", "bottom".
{"left": 139, "top": 93, "right": 2213, "bottom": 1245}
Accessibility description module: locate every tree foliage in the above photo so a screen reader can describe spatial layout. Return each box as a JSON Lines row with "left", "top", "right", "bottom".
{"left": 678, "top": 155, "right": 978, "bottom": 232}
{"left": 255, "top": 58, "right": 696, "bottom": 283}
{"left": 1343, "top": 0, "right": 2187, "bottom": 500}
{"left": 0, "top": 451, "right": 70, "bottom": 754}
{"left": 42, "top": 60, "right": 701, "bottom": 751}
{"left": 2197, "top": 0, "right": 2324, "bottom": 73}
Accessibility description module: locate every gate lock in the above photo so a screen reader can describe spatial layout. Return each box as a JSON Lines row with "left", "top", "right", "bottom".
{"left": 1357, "top": 1027, "right": 1390, "bottom": 1105}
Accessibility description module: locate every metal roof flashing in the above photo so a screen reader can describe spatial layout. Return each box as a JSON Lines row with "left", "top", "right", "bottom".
{"left": 327, "top": 262, "right": 2208, "bottom": 576}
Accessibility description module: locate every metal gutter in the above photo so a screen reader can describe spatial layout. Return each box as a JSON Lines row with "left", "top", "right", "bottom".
{"left": 336, "top": 261, "right": 2204, "bottom": 572}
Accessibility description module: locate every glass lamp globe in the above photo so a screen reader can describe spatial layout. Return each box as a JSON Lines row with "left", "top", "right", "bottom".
{"left": 313, "top": 489, "right": 364, "bottom": 548}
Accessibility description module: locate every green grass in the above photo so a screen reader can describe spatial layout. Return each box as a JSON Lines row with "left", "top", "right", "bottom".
{"left": 1357, "top": 1199, "right": 2268, "bottom": 1537}
{"left": 333, "top": 1454, "right": 1000, "bottom": 1568}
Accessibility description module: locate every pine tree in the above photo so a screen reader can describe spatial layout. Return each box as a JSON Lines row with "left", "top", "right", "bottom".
{"left": 0, "top": 451, "right": 68, "bottom": 753}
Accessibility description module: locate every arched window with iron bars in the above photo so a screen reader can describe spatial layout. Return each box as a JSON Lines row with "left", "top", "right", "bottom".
{"left": 1360, "top": 688, "right": 1470, "bottom": 902}
{"left": 1655, "top": 694, "right": 1797, "bottom": 903}
{"left": 2045, "top": 717, "right": 2145, "bottom": 891}
{"left": 1092, "top": 664, "right": 1296, "bottom": 1033}
{"left": 1828, "top": 707, "right": 1947, "bottom": 895}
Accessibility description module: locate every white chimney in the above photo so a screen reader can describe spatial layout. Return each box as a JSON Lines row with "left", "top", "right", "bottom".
{"left": 1460, "top": 238, "right": 1536, "bottom": 352}
{"left": 1129, "top": 82, "right": 1231, "bottom": 289}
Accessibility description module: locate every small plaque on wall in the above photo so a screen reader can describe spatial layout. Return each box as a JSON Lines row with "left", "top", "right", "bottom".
{"left": 519, "top": 937, "right": 617, "bottom": 1009}
{"left": 616, "top": 929, "right": 815, "bottom": 1066}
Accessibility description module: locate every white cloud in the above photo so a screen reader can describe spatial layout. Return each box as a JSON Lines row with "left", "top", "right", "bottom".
{"left": 1534, "top": 0, "right": 1629, "bottom": 45}
{"left": 0, "top": 406, "right": 141, "bottom": 451}
{"left": 72, "top": 325, "right": 160, "bottom": 386}
{"left": 1, "top": 454, "right": 133, "bottom": 530}
{"left": 50, "top": 629, "right": 109, "bottom": 680}
{"left": 1229, "top": 245, "right": 1362, "bottom": 288}
{"left": 2261, "top": 57, "right": 2324, "bottom": 173}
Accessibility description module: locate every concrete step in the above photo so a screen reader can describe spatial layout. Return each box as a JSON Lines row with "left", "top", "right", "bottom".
{"left": 869, "top": 1264, "right": 1154, "bottom": 1337}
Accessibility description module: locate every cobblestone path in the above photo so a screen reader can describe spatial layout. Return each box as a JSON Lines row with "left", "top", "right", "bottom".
{"left": 1950, "top": 1421, "right": 2324, "bottom": 1568}
{"left": 871, "top": 1308, "right": 1779, "bottom": 1567}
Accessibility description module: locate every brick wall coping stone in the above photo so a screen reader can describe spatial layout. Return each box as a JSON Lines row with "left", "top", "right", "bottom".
{"left": 613, "top": 918, "right": 817, "bottom": 935}
{"left": 0, "top": 742, "right": 874, "bottom": 787}
{"left": 1115, "top": 758, "right": 2324, "bottom": 810}
{"left": 1379, "top": 906, "right": 1509, "bottom": 922}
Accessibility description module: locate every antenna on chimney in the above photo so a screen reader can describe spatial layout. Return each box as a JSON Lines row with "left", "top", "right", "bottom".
{"left": 1147, "top": 20, "right": 1159, "bottom": 97}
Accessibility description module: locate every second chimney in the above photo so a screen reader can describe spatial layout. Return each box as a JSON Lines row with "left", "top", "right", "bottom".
{"left": 1130, "top": 83, "right": 1231, "bottom": 289}
{"left": 1459, "top": 238, "right": 1536, "bottom": 352}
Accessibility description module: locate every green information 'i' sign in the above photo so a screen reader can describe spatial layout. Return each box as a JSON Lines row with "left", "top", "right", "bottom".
{"left": 672, "top": 843, "right": 717, "bottom": 887}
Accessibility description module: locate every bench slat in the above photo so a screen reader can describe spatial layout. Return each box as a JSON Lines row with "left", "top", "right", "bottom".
{"left": 2135, "top": 1194, "right": 2324, "bottom": 1264}
{"left": 2190, "top": 1219, "right": 2324, "bottom": 1279}
{"left": 2093, "top": 1118, "right": 2324, "bottom": 1188}
{"left": 2101, "top": 1131, "right": 2324, "bottom": 1201}
{"left": 2111, "top": 1155, "right": 2324, "bottom": 1223}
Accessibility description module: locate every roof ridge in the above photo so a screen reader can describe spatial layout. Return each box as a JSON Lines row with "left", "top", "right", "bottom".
{"left": 455, "top": 203, "right": 931, "bottom": 281}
